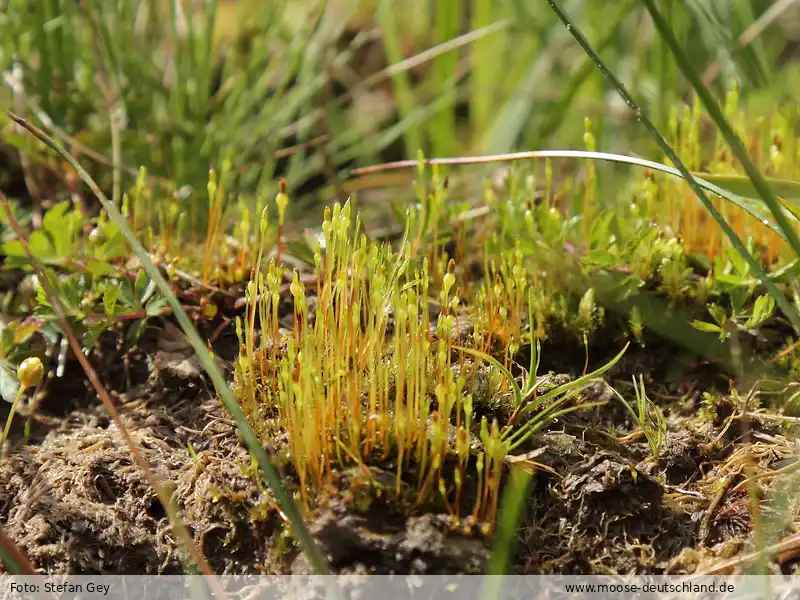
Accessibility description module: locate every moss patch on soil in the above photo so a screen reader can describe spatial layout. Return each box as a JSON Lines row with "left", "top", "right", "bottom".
{"left": 1, "top": 322, "right": 797, "bottom": 575}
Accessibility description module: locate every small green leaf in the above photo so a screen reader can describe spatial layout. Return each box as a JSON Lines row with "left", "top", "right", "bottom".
{"left": 60, "top": 276, "right": 84, "bottom": 310}
{"left": 118, "top": 279, "right": 137, "bottom": 308}
{"left": 145, "top": 297, "right": 168, "bottom": 317}
{"left": 135, "top": 271, "right": 157, "bottom": 305}
{"left": 724, "top": 244, "right": 751, "bottom": 278}
{"left": 83, "top": 323, "right": 108, "bottom": 353}
{"left": 103, "top": 286, "right": 120, "bottom": 316}
{"left": 126, "top": 318, "right": 148, "bottom": 346}
{"left": 0, "top": 324, "right": 11, "bottom": 358}
{"left": 1, "top": 240, "right": 24, "bottom": 258}
{"left": 134, "top": 270, "right": 149, "bottom": 303}
{"left": 41, "top": 201, "right": 71, "bottom": 234}
{"left": 97, "top": 221, "right": 126, "bottom": 260}
{"left": 708, "top": 304, "right": 728, "bottom": 327}
{"left": 692, "top": 320, "right": 723, "bottom": 334}
{"left": 714, "top": 273, "right": 750, "bottom": 288}
{"left": 582, "top": 250, "right": 617, "bottom": 268}
{"left": 39, "top": 322, "right": 61, "bottom": 345}
{"left": 745, "top": 295, "right": 776, "bottom": 330}
{"left": 85, "top": 259, "right": 117, "bottom": 277}
{"left": 29, "top": 231, "right": 56, "bottom": 261}
{"left": 35, "top": 280, "right": 51, "bottom": 308}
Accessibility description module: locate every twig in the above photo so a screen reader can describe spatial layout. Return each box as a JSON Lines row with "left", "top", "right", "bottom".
{"left": 350, "top": 149, "right": 716, "bottom": 177}
{"left": 730, "top": 459, "right": 800, "bottom": 495}
{"left": 771, "top": 338, "right": 800, "bottom": 362}
{"left": 699, "top": 467, "right": 740, "bottom": 543}
{"left": 749, "top": 411, "right": 800, "bottom": 424}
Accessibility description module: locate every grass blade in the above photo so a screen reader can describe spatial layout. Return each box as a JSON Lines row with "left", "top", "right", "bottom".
{"left": 529, "top": 342, "right": 628, "bottom": 411}
{"left": 537, "top": 0, "right": 636, "bottom": 142}
{"left": 377, "top": 0, "right": 423, "bottom": 158}
{"left": 702, "top": 0, "right": 799, "bottom": 86}
{"left": 452, "top": 344, "right": 522, "bottom": 406}
{"left": 7, "top": 111, "right": 330, "bottom": 575}
{"left": 480, "top": 3, "right": 581, "bottom": 154}
{"left": 542, "top": 0, "right": 800, "bottom": 334}
{"left": 485, "top": 468, "right": 533, "bottom": 576}
{"left": 430, "top": 0, "right": 459, "bottom": 157}
{"left": 696, "top": 173, "right": 800, "bottom": 203}
{"left": 469, "top": 0, "right": 502, "bottom": 138}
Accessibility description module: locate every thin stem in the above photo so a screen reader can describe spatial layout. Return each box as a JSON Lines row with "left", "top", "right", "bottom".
{"left": 0, "top": 527, "right": 37, "bottom": 574}
{"left": 0, "top": 385, "right": 26, "bottom": 459}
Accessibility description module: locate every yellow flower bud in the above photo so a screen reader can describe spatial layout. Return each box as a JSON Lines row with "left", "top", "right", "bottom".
{"left": 204, "top": 302, "right": 218, "bottom": 320}
{"left": 17, "top": 357, "right": 44, "bottom": 390}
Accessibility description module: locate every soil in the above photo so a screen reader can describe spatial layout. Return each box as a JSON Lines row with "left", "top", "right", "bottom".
{"left": 1, "top": 317, "right": 798, "bottom": 576}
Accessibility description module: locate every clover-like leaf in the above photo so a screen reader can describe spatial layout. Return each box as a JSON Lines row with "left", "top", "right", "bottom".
{"left": 145, "top": 296, "right": 168, "bottom": 317}
{"left": 86, "top": 259, "right": 117, "bottom": 277}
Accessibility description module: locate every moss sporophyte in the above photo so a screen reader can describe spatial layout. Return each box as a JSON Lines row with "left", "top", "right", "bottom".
{"left": 228, "top": 195, "right": 631, "bottom": 532}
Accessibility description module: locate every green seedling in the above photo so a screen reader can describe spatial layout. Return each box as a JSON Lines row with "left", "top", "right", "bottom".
{"left": 452, "top": 343, "right": 629, "bottom": 452}
{"left": 611, "top": 375, "right": 666, "bottom": 460}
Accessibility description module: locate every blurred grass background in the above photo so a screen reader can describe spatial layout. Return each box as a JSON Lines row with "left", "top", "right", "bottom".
{"left": 1, "top": 0, "right": 800, "bottom": 225}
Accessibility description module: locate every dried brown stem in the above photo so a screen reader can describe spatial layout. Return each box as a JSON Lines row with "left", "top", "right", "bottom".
{"left": 0, "top": 527, "right": 37, "bottom": 574}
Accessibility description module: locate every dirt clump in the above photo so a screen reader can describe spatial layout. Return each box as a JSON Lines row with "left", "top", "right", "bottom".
{"left": 0, "top": 365, "right": 280, "bottom": 574}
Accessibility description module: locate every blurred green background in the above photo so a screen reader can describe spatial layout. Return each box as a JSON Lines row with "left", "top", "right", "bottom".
{"left": 1, "top": 0, "right": 799, "bottom": 223}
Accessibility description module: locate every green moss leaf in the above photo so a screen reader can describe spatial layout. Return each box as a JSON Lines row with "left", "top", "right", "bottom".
{"left": 691, "top": 320, "right": 723, "bottom": 334}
